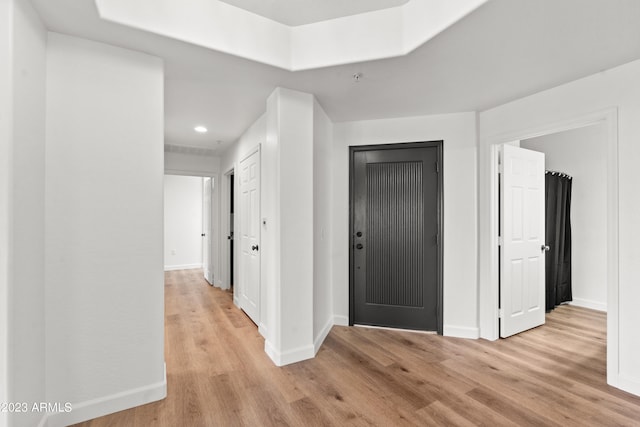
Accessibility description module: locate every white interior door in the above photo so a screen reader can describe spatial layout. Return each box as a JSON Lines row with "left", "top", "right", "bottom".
{"left": 500, "top": 144, "right": 546, "bottom": 338}
{"left": 239, "top": 150, "right": 260, "bottom": 325}
{"left": 202, "top": 177, "right": 213, "bottom": 285}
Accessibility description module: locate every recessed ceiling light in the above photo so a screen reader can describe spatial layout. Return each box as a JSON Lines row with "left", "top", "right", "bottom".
{"left": 194, "top": 126, "right": 208, "bottom": 133}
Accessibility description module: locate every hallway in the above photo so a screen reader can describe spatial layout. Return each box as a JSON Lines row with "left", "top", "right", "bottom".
{"left": 75, "top": 270, "right": 640, "bottom": 426}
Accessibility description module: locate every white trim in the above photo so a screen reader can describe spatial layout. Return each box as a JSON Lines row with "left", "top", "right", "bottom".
{"left": 313, "top": 317, "right": 334, "bottom": 354}
{"left": 570, "top": 298, "right": 606, "bottom": 312}
{"left": 355, "top": 324, "right": 437, "bottom": 335}
{"left": 479, "top": 108, "right": 621, "bottom": 391}
{"left": 164, "top": 168, "right": 217, "bottom": 178}
{"left": 443, "top": 325, "right": 480, "bottom": 339}
{"left": 333, "top": 315, "right": 349, "bottom": 326}
{"left": 258, "top": 322, "right": 268, "bottom": 338}
{"left": 239, "top": 144, "right": 261, "bottom": 164}
{"left": 163, "top": 263, "right": 202, "bottom": 271}
{"left": 609, "top": 375, "right": 640, "bottom": 398}
{"left": 39, "top": 364, "right": 167, "bottom": 427}
{"left": 264, "top": 339, "right": 314, "bottom": 367}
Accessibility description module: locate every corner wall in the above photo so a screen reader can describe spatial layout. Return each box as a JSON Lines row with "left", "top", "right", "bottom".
{"left": 263, "top": 88, "right": 315, "bottom": 365}
{"left": 312, "top": 99, "right": 333, "bottom": 351}
{"left": 1, "top": 0, "right": 48, "bottom": 426}
{"left": 0, "top": 1, "right": 14, "bottom": 425}
{"left": 331, "top": 112, "right": 479, "bottom": 337}
{"left": 44, "top": 33, "right": 166, "bottom": 425}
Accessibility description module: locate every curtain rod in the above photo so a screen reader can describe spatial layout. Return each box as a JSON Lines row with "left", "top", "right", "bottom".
{"left": 545, "top": 170, "right": 572, "bottom": 179}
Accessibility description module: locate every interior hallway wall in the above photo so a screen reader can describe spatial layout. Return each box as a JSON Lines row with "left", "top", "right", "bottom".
{"left": 45, "top": 33, "right": 166, "bottom": 425}
{"left": 522, "top": 123, "right": 607, "bottom": 311}
{"left": 1, "top": 0, "right": 47, "bottom": 425}
{"left": 164, "top": 175, "right": 204, "bottom": 271}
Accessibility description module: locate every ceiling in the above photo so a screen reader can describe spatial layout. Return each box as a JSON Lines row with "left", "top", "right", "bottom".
{"left": 32, "top": 0, "right": 640, "bottom": 156}
{"left": 218, "top": 0, "right": 409, "bottom": 26}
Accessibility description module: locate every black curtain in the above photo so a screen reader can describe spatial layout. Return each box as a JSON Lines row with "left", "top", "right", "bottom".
{"left": 545, "top": 171, "right": 573, "bottom": 311}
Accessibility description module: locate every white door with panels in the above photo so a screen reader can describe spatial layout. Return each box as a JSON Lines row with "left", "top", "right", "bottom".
{"left": 500, "top": 144, "right": 546, "bottom": 338}
{"left": 239, "top": 150, "right": 260, "bottom": 325}
{"left": 202, "top": 177, "right": 213, "bottom": 285}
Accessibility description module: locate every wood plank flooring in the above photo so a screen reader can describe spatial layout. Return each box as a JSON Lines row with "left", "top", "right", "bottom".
{"left": 74, "top": 270, "right": 640, "bottom": 426}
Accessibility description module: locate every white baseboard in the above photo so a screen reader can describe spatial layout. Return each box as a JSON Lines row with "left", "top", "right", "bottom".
{"left": 443, "top": 325, "right": 479, "bottom": 339}
{"left": 39, "top": 364, "right": 167, "bottom": 427}
{"left": 609, "top": 373, "right": 640, "bottom": 398}
{"left": 333, "top": 315, "right": 349, "bottom": 326}
{"left": 264, "top": 339, "right": 315, "bottom": 367}
{"left": 164, "top": 263, "right": 202, "bottom": 271}
{"left": 570, "top": 298, "right": 607, "bottom": 312}
{"left": 314, "top": 317, "right": 334, "bottom": 354}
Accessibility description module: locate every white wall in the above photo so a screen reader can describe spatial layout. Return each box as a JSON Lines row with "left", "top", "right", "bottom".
{"left": 0, "top": 1, "right": 10, "bottom": 422}
{"left": 165, "top": 151, "right": 220, "bottom": 176}
{"left": 312, "top": 99, "right": 333, "bottom": 351}
{"left": 0, "top": 1, "right": 47, "bottom": 426}
{"left": 45, "top": 33, "right": 166, "bottom": 425}
{"left": 164, "top": 175, "right": 204, "bottom": 270}
{"left": 220, "top": 89, "right": 318, "bottom": 366}
{"left": 263, "top": 88, "right": 315, "bottom": 365}
{"left": 479, "top": 58, "right": 640, "bottom": 396}
{"left": 522, "top": 124, "right": 607, "bottom": 311}
{"left": 331, "top": 112, "right": 479, "bottom": 338}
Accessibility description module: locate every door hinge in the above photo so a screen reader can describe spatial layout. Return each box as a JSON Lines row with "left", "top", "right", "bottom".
{"left": 498, "top": 236, "right": 503, "bottom": 246}
{"left": 435, "top": 233, "right": 440, "bottom": 245}
{"left": 499, "top": 308, "right": 504, "bottom": 318}
{"left": 435, "top": 161, "right": 440, "bottom": 173}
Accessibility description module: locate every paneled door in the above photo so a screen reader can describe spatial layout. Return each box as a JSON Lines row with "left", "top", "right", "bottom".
{"left": 239, "top": 150, "right": 260, "bottom": 325}
{"left": 350, "top": 143, "right": 442, "bottom": 332}
{"left": 499, "top": 144, "right": 546, "bottom": 337}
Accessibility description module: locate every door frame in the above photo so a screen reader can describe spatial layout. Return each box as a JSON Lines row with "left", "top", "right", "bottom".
{"left": 163, "top": 170, "right": 220, "bottom": 285}
{"left": 479, "top": 108, "right": 619, "bottom": 384}
{"left": 221, "top": 167, "right": 235, "bottom": 292}
{"left": 348, "top": 141, "right": 444, "bottom": 334}
{"left": 202, "top": 177, "right": 214, "bottom": 285}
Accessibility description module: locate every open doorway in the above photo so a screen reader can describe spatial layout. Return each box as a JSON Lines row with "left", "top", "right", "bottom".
{"left": 222, "top": 168, "right": 236, "bottom": 298}
{"left": 164, "top": 174, "right": 217, "bottom": 286}
{"left": 496, "top": 123, "right": 609, "bottom": 337}
{"left": 228, "top": 170, "right": 235, "bottom": 292}
{"left": 521, "top": 123, "right": 607, "bottom": 313}
{"left": 484, "top": 108, "right": 619, "bottom": 389}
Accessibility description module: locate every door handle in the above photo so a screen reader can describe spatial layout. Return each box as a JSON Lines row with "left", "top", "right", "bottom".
{"left": 356, "top": 243, "right": 363, "bottom": 250}
{"left": 252, "top": 245, "right": 259, "bottom": 251}
{"left": 541, "top": 245, "right": 550, "bottom": 252}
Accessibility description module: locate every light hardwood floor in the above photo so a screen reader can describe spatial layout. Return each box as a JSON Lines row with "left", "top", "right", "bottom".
{"left": 74, "top": 269, "right": 640, "bottom": 426}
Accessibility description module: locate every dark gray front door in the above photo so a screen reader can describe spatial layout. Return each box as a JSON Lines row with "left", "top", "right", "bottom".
{"left": 350, "top": 143, "right": 442, "bottom": 332}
